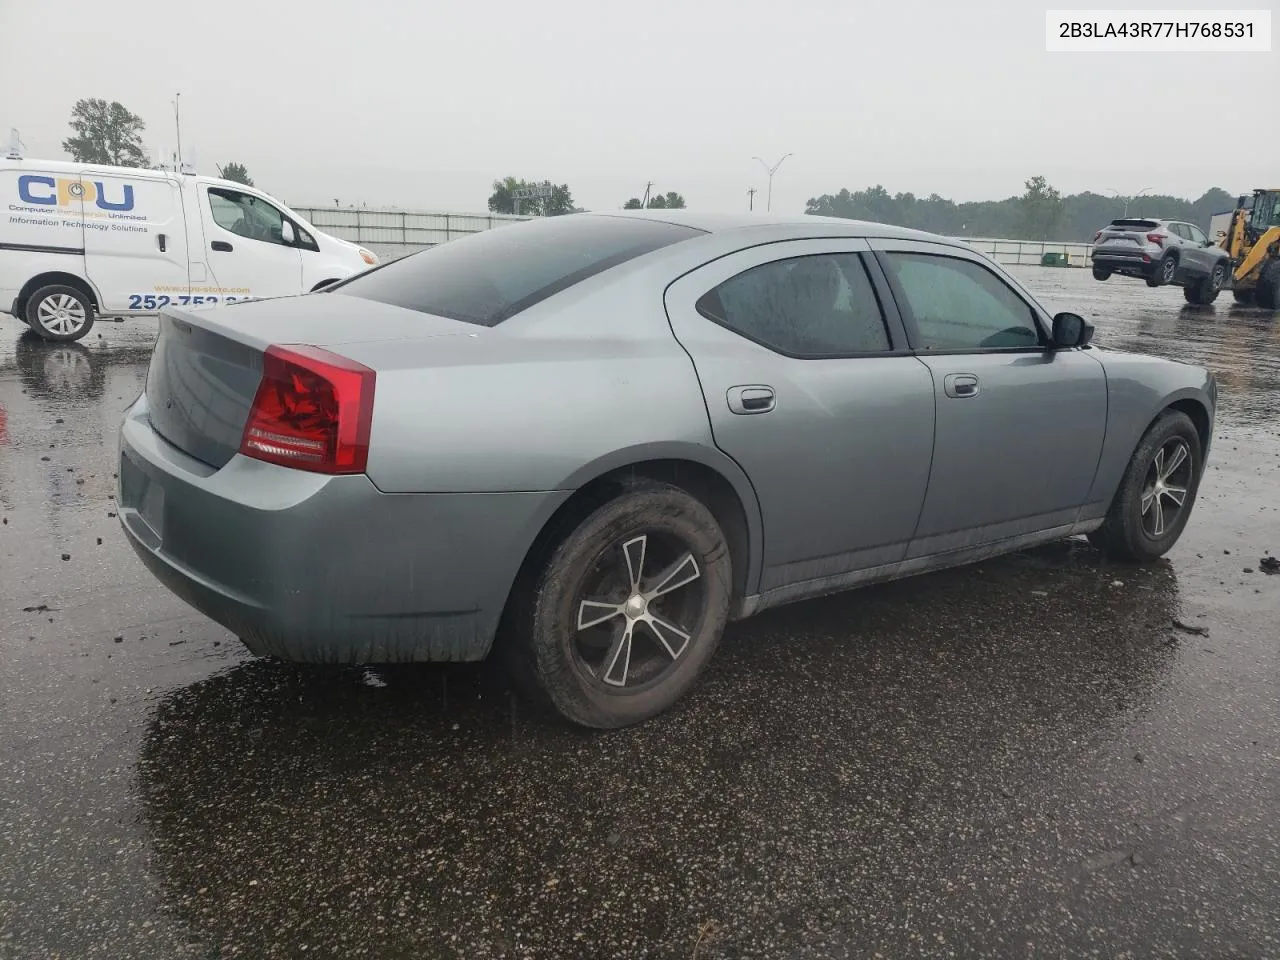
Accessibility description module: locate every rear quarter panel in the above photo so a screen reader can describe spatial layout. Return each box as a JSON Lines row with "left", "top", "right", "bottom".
{"left": 1084, "top": 349, "right": 1215, "bottom": 515}
{"left": 339, "top": 255, "right": 749, "bottom": 496}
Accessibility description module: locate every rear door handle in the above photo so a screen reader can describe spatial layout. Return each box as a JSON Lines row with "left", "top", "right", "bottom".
{"left": 211, "top": 240, "right": 233, "bottom": 252}
{"left": 727, "top": 385, "right": 775, "bottom": 415}
{"left": 944, "top": 374, "right": 980, "bottom": 398}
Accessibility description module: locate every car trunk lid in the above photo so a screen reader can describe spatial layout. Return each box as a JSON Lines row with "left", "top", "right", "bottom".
{"left": 144, "top": 296, "right": 480, "bottom": 469}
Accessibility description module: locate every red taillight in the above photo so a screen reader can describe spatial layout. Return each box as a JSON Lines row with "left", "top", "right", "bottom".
{"left": 239, "top": 344, "right": 375, "bottom": 474}
{"left": 1093, "top": 230, "right": 1102, "bottom": 242}
{"left": 1147, "top": 232, "right": 1164, "bottom": 246}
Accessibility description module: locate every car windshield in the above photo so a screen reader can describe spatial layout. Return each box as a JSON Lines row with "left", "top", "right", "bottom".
{"left": 332, "top": 214, "right": 704, "bottom": 326}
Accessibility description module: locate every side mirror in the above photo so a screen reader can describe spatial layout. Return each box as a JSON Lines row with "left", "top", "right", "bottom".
{"left": 1203, "top": 239, "right": 1215, "bottom": 247}
{"left": 1052, "top": 312, "right": 1094, "bottom": 348}
{"left": 281, "top": 221, "right": 296, "bottom": 245}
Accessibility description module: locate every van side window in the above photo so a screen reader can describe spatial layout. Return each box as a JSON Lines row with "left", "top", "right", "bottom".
{"left": 207, "top": 188, "right": 292, "bottom": 247}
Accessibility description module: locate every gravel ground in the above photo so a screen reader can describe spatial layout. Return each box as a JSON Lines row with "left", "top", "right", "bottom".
{"left": 1, "top": 268, "right": 1277, "bottom": 959}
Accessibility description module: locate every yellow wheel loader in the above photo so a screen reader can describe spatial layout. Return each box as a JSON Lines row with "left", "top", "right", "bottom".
{"left": 1222, "top": 189, "right": 1280, "bottom": 308}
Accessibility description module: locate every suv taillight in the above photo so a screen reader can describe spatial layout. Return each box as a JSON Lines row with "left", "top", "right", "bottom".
{"left": 239, "top": 344, "right": 375, "bottom": 474}
{"left": 1147, "top": 232, "right": 1164, "bottom": 246}
{"left": 1093, "top": 230, "right": 1103, "bottom": 242}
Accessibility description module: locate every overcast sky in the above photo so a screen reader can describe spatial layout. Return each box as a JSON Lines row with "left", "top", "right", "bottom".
{"left": 1, "top": 0, "right": 1275, "bottom": 214}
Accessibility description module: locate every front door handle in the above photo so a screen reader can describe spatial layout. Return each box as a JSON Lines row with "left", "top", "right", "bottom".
{"left": 157, "top": 233, "right": 167, "bottom": 253}
{"left": 727, "top": 385, "right": 776, "bottom": 415}
{"left": 211, "top": 240, "right": 233, "bottom": 252}
{"left": 944, "top": 374, "right": 980, "bottom": 399}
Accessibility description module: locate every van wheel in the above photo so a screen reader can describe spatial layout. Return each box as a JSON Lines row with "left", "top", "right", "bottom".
{"left": 26, "top": 285, "right": 95, "bottom": 342}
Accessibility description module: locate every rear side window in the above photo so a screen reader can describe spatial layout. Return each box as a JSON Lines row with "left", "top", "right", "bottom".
{"left": 333, "top": 215, "right": 704, "bottom": 326}
{"left": 696, "top": 253, "right": 892, "bottom": 356}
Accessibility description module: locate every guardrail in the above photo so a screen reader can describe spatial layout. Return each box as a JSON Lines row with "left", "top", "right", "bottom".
{"left": 292, "top": 206, "right": 1095, "bottom": 267}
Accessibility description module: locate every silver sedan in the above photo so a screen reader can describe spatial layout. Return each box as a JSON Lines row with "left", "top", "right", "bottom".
{"left": 118, "top": 212, "right": 1216, "bottom": 727}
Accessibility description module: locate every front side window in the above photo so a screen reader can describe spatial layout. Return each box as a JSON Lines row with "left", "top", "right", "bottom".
{"left": 696, "top": 253, "right": 891, "bottom": 356}
{"left": 1186, "top": 224, "right": 1208, "bottom": 245}
{"left": 207, "top": 188, "right": 290, "bottom": 246}
{"left": 882, "top": 252, "right": 1041, "bottom": 351}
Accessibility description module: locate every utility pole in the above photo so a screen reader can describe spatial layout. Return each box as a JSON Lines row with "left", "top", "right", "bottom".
{"left": 641, "top": 181, "right": 654, "bottom": 209}
{"left": 747, "top": 187, "right": 757, "bottom": 211}
{"left": 753, "top": 153, "right": 792, "bottom": 212}
{"left": 173, "top": 92, "right": 183, "bottom": 169}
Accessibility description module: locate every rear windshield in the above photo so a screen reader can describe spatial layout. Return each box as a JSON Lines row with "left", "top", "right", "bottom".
{"left": 1107, "top": 219, "right": 1159, "bottom": 230}
{"left": 332, "top": 215, "right": 704, "bottom": 326}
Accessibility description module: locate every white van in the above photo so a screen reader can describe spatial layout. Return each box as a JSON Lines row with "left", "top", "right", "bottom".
{"left": 1, "top": 156, "right": 378, "bottom": 342}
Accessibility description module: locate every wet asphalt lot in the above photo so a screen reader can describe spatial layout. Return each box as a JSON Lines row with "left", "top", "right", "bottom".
{"left": 1, "top": 269, "right": 1278, "bottom": 959}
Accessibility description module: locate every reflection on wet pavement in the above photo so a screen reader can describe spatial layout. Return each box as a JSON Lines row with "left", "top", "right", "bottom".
{"left": 1, "top": 271, "right": 1278, "bottom": 959}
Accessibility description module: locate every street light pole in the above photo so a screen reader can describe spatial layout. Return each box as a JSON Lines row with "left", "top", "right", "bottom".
{"left": 753, "top": 153, "right": 792, "bottom": 213}
{"left": 1106, "top": 186, "right": 1154, "bottom": 217}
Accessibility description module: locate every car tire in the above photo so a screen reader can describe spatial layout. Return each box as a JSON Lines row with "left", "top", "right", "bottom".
{"left": 1092, "top": 266, "right": 1111, "bottom": 281}
{"left": 1087, "top": 410, "right": 1202, "bottom": 562}
{"left": 1183, "top": 261, "right": 1226, "bottom": 305}
{"left": 1146, "top": 254, "right": 1178, "bottom": 288}
{"left": 507, "top": 481, "right": 732, "bottom": 728}
{"left": 1255, "top": 260, "right": 1280, "bottom": 311}
{"left": 25, "top": 285, "right": 95, "bottom": 342}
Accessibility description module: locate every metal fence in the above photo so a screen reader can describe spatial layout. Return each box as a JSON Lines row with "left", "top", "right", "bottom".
{"left": 291, "top": 206, "right": 1095, "bottom": 267}
{"left": 957, "top": 237, "right": 1094, "bottom": 267}
{"left": 289, "top": 207, "right": 533, "bottom": 260}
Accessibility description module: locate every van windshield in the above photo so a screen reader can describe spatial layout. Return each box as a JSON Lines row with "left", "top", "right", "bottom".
{"left": 332, "top": 215, "right": 704, "bottom": 326}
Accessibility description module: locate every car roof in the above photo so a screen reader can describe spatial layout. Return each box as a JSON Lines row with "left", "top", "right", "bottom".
{"left": 580, "top": 209, "right": 949, "bottom": 244}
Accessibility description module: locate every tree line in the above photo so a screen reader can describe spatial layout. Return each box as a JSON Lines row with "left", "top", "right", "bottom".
{"left": 57, "top": 103, "right": 688, "bottom": 215}
{"left": 67, "top": 98, "right": 1236, "bottom": 237}
{"left": 487, "top": 178, "right": 688, "bottom": 215}
{"left": 61, "top": 97, "right": 255, "bottom": 186}
{"left": 806, "top": 177, "right": 1237, "bottom": 242}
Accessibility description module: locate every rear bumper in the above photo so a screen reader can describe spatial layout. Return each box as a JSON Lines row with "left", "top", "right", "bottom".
{"left": 118, "top": 395, "right": 568, "bottom": 663}
{"left": 1092, "top": 252, "right": 1158, "bottom": 276}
